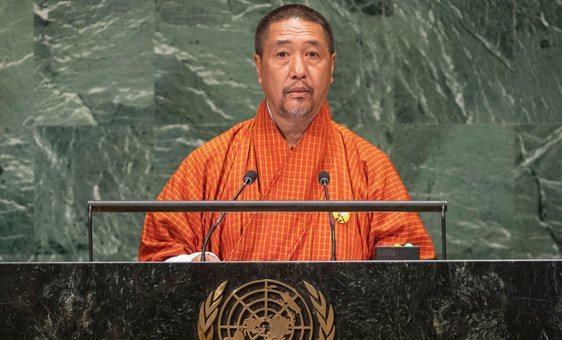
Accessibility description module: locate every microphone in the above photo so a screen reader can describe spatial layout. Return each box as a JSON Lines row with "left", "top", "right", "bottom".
{"left": 200, "top": 170, "right": 257, "bottom": 261}
{"left": 318, "top": 171, "right": 336, "bottom": 261}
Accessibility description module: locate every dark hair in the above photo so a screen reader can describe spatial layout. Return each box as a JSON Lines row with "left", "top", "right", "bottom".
{"left": 255, "top": 4, "right": 334, "bottom": 56}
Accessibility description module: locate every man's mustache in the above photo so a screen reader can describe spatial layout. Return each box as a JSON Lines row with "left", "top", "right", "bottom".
{"left": 283, "top": 83, "right": 313, "bottom": 95}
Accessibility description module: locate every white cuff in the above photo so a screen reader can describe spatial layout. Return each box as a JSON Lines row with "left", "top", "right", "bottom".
{"left": 164, "top": 252, "right": 219, "bottom": 262}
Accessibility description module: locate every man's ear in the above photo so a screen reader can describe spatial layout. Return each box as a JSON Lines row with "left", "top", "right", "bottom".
{"left": 254, "top": 53, "right": 262, "bottom": 84}
{"left": 330, "top": 52, "right": 336, "bottom": 84}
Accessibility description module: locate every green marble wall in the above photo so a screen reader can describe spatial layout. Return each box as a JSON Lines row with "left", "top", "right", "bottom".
{"left": 0, "top": 0, "right": 560, "bottom": 261}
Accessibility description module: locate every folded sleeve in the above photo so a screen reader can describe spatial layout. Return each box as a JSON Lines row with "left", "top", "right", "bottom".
{"left": 365, "top": 148, "right": 436, "bottom": 259}
{"left": 138, "top": 155, "right": 209, "bottom": 261}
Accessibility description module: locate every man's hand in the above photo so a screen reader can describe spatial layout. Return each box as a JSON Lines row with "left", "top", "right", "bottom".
{"left": 164, "top": 252, "right": 221, "bottom": 262}
{"left": 192, "top": 253, "right": 221, "bottom": 262}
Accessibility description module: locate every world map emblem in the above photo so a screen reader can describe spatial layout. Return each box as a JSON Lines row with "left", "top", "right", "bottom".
{"left": 198, "top": 279, "right": 335, "bottom": 340}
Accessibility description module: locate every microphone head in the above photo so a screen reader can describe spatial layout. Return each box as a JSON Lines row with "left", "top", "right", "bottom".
{"left": 318, "top": 171, "right": 330, "bottom": 185}
{"left": 243, "top": 170, "right": 258, "bottom": 185}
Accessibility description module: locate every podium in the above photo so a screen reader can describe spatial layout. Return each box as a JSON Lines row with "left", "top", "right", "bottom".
{"left": 1, "top": 260, "right": 560, "bottom": 338}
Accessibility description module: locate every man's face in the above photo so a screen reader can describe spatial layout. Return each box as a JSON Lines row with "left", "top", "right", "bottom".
{"left": 254, "top": 18, "right": 336, "bottom": 119}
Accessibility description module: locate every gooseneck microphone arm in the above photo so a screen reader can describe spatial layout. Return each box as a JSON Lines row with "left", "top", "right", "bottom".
{"left": 318, "top": 171, "right": 336, "bottom": 261}
{"left": 200, "top": 170, "right": 257, "bottom": 262}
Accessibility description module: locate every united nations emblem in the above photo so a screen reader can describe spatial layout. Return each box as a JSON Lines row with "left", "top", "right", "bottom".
{"left": 198, "top": 279, "right": 335, "bottom": 340}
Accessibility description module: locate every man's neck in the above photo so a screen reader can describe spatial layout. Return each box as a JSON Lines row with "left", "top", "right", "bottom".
{"left": 266, "top": 101, "right": 317, "bottom": 148}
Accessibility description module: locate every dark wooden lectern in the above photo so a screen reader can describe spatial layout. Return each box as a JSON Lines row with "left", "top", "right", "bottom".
{"left": 1, "top": 260, "right": 560, "bottom": 338}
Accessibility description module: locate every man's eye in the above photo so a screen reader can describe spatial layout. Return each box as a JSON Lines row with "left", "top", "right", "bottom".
{"left": 307, "top": 51, "right": 318, "bottom": 57}
{"left": 277, "top": 52, "right": 289, "bottom": 57}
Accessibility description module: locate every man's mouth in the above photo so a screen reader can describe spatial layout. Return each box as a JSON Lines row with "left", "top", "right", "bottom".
{"left": 285, "top": 86, "right": 312, "bottom": 96}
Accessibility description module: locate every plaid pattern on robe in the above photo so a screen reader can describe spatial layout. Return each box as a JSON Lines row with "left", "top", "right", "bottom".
{"left": 138, "top": 100, "right": 435, "bottom": 261}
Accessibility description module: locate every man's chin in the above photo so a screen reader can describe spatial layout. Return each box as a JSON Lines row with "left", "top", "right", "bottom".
{"left": 280, "top": 102, "right": 314, "bottom": 119}
{"left": 281, "top": 107, "right": 311, "bottom": 119}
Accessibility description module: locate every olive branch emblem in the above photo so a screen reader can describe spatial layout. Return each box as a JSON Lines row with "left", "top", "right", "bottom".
{"left": 303, "top": 281, "right": 335, "bottom": 340}
{"left": 198, "top": 281, "right": 227, "bottom": 340}
{"left": 198, "top": 280, "right": 334, "bottom": 339}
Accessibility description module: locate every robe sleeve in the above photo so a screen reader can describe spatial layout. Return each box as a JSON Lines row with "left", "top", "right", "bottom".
{"left": 138, "top": 155, "right": 208, "bottom": 261}
{"left": 365, "top": 149, "right": 436, "bottom": 260}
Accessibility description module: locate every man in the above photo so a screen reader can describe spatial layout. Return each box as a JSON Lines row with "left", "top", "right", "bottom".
{"left": 139, "top": 4, "right": 435, "bottom": 262}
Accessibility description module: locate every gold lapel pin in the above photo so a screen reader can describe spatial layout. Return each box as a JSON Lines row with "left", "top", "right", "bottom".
{"left": 332, "top": 211, "right": 350, "bottom": 224}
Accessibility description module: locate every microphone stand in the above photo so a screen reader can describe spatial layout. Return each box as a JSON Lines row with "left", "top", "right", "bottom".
{"left": 319, "top": 172, "right": 336, "bottom": 261}
{"left": 201, "top": 171, "right": 256, "bottom": 261}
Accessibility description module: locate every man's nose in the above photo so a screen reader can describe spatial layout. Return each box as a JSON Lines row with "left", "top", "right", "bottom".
{"left": 289, "top": 55, "right": 307, "bottom": 80}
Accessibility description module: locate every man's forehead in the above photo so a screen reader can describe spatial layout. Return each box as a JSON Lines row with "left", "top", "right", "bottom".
{"left": 269, "top": 17, "right": 323, "bottom": 33}
{"left": 266, "top": 18, "right": 327, "bottom": 45}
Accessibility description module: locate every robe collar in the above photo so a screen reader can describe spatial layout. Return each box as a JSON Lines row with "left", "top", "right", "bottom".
{"left": 251, "top": 99, "right": 335, "bottom": 199}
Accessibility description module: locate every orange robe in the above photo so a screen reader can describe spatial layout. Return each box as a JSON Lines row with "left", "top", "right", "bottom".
{"left": 138, "top": 100, "right": 435, "bottom": 261}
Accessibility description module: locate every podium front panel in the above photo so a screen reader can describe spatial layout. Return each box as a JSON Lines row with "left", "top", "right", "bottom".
{"left": 0, "top": 261, "right": 560, "bottom": 338}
